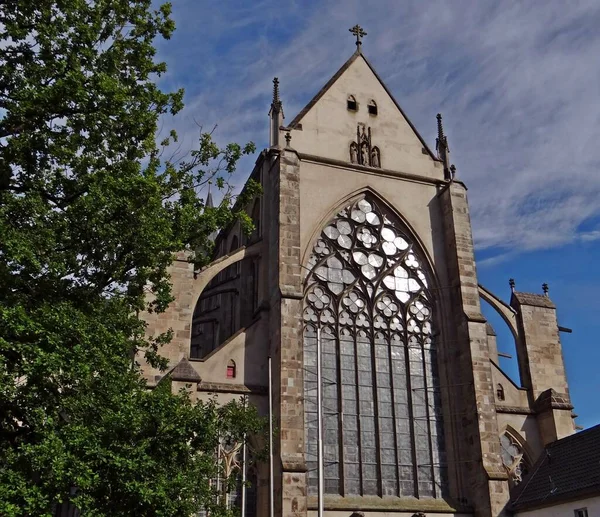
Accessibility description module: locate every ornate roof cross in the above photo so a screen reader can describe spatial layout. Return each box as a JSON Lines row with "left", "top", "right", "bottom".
{"left": 349, "top": 24, "right": 367, "bottom": 48}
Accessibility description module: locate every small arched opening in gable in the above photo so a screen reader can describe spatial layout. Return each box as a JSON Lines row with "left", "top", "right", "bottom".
{"left": 347, "top": 94, "right": 358, "bottom": 112}
{"left": 496, "top": 383, "right": 505, "bottom": 401}
{"left": 368, "top": 99, "right": 378, "bottom": 116}
{"left": 226, "top": 359, "right": 236, "bottom": 379}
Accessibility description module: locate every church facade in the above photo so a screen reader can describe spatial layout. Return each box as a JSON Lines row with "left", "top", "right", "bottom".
{"left": 141, "top": 34, "right": 576, "bottom": 517}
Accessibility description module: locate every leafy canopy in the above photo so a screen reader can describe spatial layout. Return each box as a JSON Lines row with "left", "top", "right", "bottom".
{"left": 0, "top": 0, "right": 263, "bottom": 515}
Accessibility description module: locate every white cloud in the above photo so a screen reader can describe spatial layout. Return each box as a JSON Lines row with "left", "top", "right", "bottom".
{"left": 156, "top": 0, "right": 600, "bottom": 254}
{"left": 579, "top": 230, "right": 600, "bottom": 242}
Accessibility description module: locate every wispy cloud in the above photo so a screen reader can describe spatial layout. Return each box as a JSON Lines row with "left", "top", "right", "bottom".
{"left": 155, "top": 0, "right": 600, "bottom": 255}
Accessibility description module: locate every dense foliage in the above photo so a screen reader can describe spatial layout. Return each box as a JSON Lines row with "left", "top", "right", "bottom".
{"left": 0, "top": 1, "right": 263, "bottom": 515}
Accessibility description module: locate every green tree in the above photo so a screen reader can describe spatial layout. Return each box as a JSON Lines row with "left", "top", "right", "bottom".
{"left": 0, "top": 1, "right": 263, "bottom": 515}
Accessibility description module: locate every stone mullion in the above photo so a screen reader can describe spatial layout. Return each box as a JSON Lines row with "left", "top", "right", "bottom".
{"left": 352, "top": 322, "right": 365, "bottom": 495}
{"left": 369, "top": 310, "right": 384, "bottom": 497}
{"left": 419, "top": 334, "right": 436, "bottom": 497}
{"left": 386, "top": 325, "right": 402, "bottom": 497}
{"left": 403, "top": 306, "right": 419, "bottom": 499}
{"left": 335, "top": 300, "right": 345, "bottom": 496}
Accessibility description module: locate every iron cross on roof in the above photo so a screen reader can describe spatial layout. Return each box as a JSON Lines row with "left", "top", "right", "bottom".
{"left": 349, "top": 24, "right": 367, "bottom": 47}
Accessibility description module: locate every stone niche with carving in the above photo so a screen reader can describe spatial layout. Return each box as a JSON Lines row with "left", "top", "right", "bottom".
{"left": 349, "top": 124, "right": 381, "bottom": 168}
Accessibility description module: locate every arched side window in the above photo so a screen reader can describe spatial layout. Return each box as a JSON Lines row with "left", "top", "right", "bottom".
{"left": 303, "top": 196, "right": 446, "bottom": 498}
{"left": 227, "top": 359, "right": 236, "bottom": 379}
{"left": 500, "top": 432, "right": 530, "bottom": 486}
{"left": 251, "top": 199, "right": 260, "bottom": 240}
{"left": 229, "top": 236, "right": 240, "bottom": 278}
{"left": 496, "top": 383, "right": 505, "bottom": 401}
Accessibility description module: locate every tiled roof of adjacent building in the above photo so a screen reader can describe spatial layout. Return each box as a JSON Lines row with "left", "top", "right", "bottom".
{"left": 510, "top": 424, "right": 600, "bottom": 511}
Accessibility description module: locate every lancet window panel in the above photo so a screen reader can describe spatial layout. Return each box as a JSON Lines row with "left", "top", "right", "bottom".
{"left": 303, "top": 196, "right": 447, "bottom": 499}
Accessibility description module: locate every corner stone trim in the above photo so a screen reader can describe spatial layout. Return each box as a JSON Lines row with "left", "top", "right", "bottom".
{"left": 534, "top": 388, "right": 573, "bottom": 412}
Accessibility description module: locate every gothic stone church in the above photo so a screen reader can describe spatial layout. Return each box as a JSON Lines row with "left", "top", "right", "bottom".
{"left": 141, "top": 37, "right": 576, "bottom": 517}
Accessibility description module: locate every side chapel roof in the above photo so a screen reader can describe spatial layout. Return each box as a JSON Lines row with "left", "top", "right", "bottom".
{"left": 510, "top": 424, "right": 600, "bottom": 511}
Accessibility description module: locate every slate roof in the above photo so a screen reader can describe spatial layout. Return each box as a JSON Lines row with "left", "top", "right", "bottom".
{"left": 510, "top": 424, "right": 600, "bottom": 511}
{"left": 169, "top": 357, "right": 201, "bottom": 383}
{"left": 511, "top": 291, "right": 556, "bottom": 309}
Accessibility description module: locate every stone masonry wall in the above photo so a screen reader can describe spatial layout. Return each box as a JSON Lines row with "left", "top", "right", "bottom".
{"left": 266, "top": 147, "right": 307, "bottom": 517}
{"left": 439, "top": 181, "right": 510, "bottom": 517}
{"left": 514, "top": 303, "right": 569, "bottom": 401}
{"left": 141, "top": 251, "right": 195, "bottom": 383}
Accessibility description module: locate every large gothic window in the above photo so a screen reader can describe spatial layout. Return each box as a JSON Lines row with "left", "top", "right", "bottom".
{"left": 303, "top": 196, "right": 446, "bottom": 498}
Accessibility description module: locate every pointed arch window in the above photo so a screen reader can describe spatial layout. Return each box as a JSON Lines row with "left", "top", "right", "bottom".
{"left": 303, "top": 196, "right": 446, "bottom": 498}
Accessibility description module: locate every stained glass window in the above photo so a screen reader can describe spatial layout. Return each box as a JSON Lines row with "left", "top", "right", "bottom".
{"left": 303, "top": 196, "right": 447, "bottom": 498}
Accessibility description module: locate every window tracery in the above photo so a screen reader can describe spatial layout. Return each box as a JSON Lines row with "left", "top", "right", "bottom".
{"left": 500, "top": 433, "right": 529, "bottom": 485}
{"left": 303, "top": 196, "right": 446, "bottom": 498}
{"left": 197, "top": 436, "right": 258, "bottom": 517}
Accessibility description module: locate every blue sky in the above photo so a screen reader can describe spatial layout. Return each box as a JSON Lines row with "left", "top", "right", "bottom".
{"left": 155, "top": 0, "right": 600, "bottom": 428}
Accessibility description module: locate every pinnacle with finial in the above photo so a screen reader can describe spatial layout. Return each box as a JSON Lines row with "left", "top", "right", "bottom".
{"left": 542, "top": 283, "right": 549, "bottom": 296}
{"left": 272, "top": 77, "right": 281, "bottom": 108}
{"left": 450, "top": 164, "right": 456, "bottom": 178}
{"left": 509, "top": 278, "right": 516, "bottom": 292}
{"left": 285, "top": 131, "right": 291, "bottom": 147}
{"left": 349, "top": 24, "right": 367, "bottom": 48}
{"left": 436, "top": 113, "right": 451, "bottom": 179}
{"left": 206, "top": 180, "right": 214, "bottom": 209}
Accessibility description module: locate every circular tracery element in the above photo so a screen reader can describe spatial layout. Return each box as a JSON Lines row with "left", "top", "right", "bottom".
{"left": 303, "top": 196, "right": 446, "bottom": 499}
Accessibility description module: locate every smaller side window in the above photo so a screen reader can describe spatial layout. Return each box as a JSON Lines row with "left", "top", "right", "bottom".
{"left": 574, "top": 509, "right": 589, "bottom": 517}
{"left": 226, "top": 359, "right": 236, "bottom": 379}
{"left": 347, "top": 95, "right": 357, "bottom": 111}
{"left": 368, "top": 100, "right": 378, "bottom": 115}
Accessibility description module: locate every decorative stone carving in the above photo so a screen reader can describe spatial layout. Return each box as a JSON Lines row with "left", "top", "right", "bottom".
{"left": 349, "top": 142, "right": 358, "bottom": 163}
{"left": 349, "top": 125, "right": 381, "bottom": 168}
{"left": 371, "top": 146, "right": 380, "bottom": 167}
